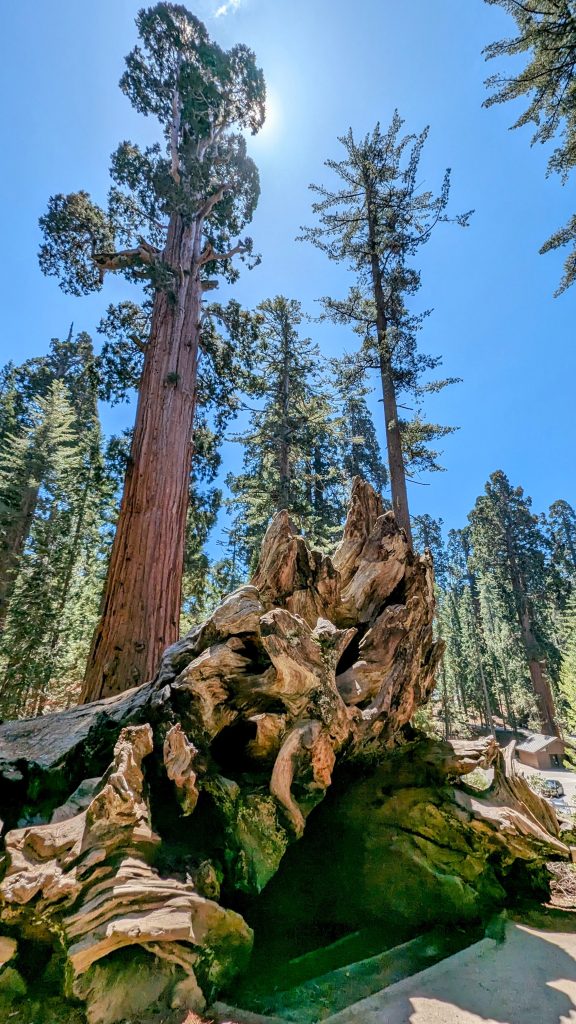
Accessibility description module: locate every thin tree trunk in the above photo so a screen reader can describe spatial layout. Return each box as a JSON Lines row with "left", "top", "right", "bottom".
{"left": 364, "top": 186, "right": 412, "bottom": 545}
{"left": 82, "top": 217, "right": 201, "bottom": 702}
{"left": 278, "top": 315, "right": 291, "bottom": 510}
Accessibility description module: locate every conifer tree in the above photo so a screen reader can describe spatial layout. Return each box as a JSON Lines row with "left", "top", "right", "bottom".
{"left": 38, "top": 4, "right": 265, "bottom": 699}
{"left": 469, "top": 470, "right": 560, "bottom": 735}
{"left": 0, "top": 331, "right": 99, "bottom": 631}
{"left": 447, "top": 528, "right": 497, "bottom": 734}
{"left": 0, "top": 380, "right": 105, "bottom": 717}
{"left": 484, "top": 0, "right": 576, "bottom": 292}
{"left": 547, "top": 498, "right": 576, "bottom": 587}
{"left": 559, "top": 590, "right": 576, "bottom": 732}
{"left": 227, "top": 296, "right": 347, "bottom": 571}
{"left": 332, "top": 360, "right": 387, "bottom": 494}
{"left": 412, "top": 514, "right": 448, "bottom": 588}
{"left": 301, "top": 113, "right": 471, "bottom": 544}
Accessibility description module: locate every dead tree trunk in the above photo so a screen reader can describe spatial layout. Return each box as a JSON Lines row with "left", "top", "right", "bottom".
{"left": 0, "top": 480, "right": 569, "bottom": 1024}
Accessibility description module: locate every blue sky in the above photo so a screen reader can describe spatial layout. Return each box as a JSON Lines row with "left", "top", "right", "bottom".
{"left": 0, "top": 0, "right": 574, "bottom": 538}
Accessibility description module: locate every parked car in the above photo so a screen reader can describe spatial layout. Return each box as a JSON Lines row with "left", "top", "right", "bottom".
{"left": 542, "top": 779, "right": 565, "bottom": 799}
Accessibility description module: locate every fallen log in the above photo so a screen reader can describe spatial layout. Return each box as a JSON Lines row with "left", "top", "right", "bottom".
{"left": 0, "top": 479, "right": 568, "bottom": 1024}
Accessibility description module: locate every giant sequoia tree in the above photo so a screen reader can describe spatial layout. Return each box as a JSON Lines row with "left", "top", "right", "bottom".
{"left": 39, "top": 4, "right": 265, "bottom": 700}
{"left": 484, "top": 0, "right": 576, "bottom": 292}
{"left": 469, "top": 471, "right": 560, "bottom": 735}
{"left": 301, "top": 113, "right": 470, "bottom": 544}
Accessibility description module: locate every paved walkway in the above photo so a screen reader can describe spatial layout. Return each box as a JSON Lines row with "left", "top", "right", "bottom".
{"left": 323, "top": 922, "right": 576, "bottom": 1024}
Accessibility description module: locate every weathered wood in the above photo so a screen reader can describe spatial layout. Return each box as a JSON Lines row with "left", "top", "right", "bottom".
{"left": 0, "top": 479, "right": 568, "bottom": 1024}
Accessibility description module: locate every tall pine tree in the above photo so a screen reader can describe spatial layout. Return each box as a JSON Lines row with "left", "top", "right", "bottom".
{"left": 469, "top": 470, "right": 560, "bottom": 735}
{"left": 301, "top": 112, "right": 471, "bottom": 543}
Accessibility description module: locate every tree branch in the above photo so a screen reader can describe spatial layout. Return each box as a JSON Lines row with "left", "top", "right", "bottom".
{"left": 92, "top": 238, "right": 159, "bottom": 282}
{"left": 198, "top": 240, "right": 246, "bottom": 266}
{"left": 194, "top": 184, "right": 232, "bottom": 222}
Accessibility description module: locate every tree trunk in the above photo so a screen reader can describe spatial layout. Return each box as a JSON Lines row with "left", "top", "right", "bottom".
{"left": 82, "top": 217, "right": 201, "bottom": 702}
{"left": 0, "top": 483, "right": 40, "bottom": 631}
{"left": 364, "top": 187, "right": 412, "bottom": 546}
{"left": 278, "top": 315, "right": 291, "bottom": 510}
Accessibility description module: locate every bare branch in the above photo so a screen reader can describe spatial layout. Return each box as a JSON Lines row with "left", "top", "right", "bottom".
{"left": 92, "top": 238, "right": 159, "bottom": 282}
{"left": 194, "top": 184, "right": 232, "bottom": 222}
{"left": 198, "top": 240, "right": 246, "bottom": 266}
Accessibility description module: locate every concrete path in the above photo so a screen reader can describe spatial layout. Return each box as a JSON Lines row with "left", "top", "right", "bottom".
{"left": 323, "top": 922, "right": 576, "bottom": 1024}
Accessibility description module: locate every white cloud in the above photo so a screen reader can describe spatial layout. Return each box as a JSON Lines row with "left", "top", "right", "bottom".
{"left": 214, "top": 0, "right": 242, "bottom": 16}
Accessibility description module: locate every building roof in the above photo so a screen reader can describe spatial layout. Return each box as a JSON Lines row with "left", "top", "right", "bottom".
{"left": 516, "top": 733, "right": 563, "bottom": 753}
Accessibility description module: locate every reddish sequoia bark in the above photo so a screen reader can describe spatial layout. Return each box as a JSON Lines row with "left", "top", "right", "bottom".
{"left": 82, "top": 218, "right": 202, "bottom": 701}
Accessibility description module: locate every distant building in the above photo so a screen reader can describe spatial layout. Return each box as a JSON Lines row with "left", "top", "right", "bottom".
{"left": 516, "top": 733, "right": 565, "bottom": 770}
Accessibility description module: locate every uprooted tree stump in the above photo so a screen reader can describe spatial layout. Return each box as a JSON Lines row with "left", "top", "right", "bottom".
{"left": 0, "top": 479, "right": 570, "bottom": 1023}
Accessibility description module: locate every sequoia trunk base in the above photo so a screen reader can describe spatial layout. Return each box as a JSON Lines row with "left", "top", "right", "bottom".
{"left": 0, "top": 480, "right": 570, "bottom": 1024}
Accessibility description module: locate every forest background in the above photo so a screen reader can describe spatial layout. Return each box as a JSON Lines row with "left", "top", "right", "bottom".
{"left": 0, "top": 0, "right": 574, "bottom": 729}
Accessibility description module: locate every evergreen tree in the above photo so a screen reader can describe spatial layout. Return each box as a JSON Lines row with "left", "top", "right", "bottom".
{"left": 0, "top": 380, "right": 105, "bottom": 717}
{"left": 484, "top": 0, "right": 576, "bottom": 292}
{"left": 447, "top": 528, "right": 497, "bottom": 734}
{"left": 0, "top": 330, "right": 99, "bottom": 631}
{"left": 227, "top": 296, "right": 347, "bottom": 572}
{"left": 332, "top": 359, "right": 387, "bottom": 494}
{"left": 469, "top": 470, "right": 560, "bottom": 735}
{"left": 547, "top": 498, "right": 576, "bottom": 592}
{"left": 412, "top": 514, "right": 448, "bottom": 588}
{"left": 559, "top": 590, "right": 576, "bottom": 732}
{"left": 301, "top": 112, "right": 471, "bottom": 543}
{"left": 38, "top": 3, "right": 265, "bottom": 700}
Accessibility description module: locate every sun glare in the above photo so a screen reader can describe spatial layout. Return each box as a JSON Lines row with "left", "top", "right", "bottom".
{"left": 258, "top": 90, "right": 281, "bottom": 141}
